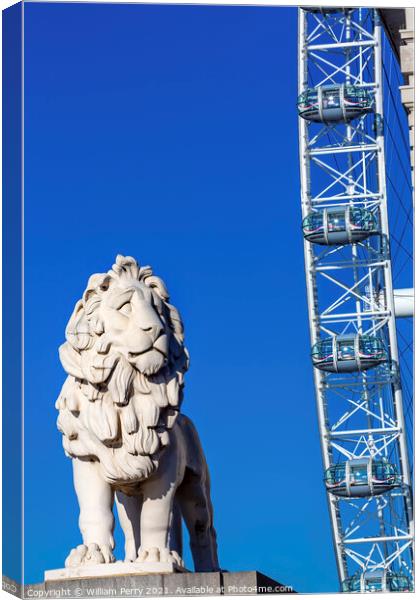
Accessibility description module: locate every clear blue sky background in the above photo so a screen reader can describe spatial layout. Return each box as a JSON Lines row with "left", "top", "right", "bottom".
{"left": 20, "top": 1, "right": 412, "bottom": 593}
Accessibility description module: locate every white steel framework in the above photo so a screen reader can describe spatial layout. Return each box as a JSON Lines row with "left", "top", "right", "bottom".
{"left": 297, "top": 8, "right": 413, "bottom": 591}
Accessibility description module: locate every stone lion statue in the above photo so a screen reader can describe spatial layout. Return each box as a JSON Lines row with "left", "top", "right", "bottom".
{"left": 56, "top": 255, "right": 219, "bottom": 572}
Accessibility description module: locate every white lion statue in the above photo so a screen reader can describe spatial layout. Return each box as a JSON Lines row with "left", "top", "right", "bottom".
{"left": 56, "top": 255, "right": 219, "bottom": 572}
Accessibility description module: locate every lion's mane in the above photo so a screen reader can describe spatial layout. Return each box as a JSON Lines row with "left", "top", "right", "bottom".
{"left": 56, "top": 255, "right": 189, "bottom": 491}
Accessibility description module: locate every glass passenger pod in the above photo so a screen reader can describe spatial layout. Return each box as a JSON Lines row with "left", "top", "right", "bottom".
{"left": 342, "top": 569, "right": 412, "bottom": 593}
{"left": 302, "top": 7, "right": 354, "bottom": 15}
{"left": 311, "top": 334, "right": 387, "bottom": 373}
{"left": 297, "top": 84, "right": 373, "bottom": 123}
{"left": 325, "top": 458, "right": 400, "bottom": 498}
{"left": 302, "top": 206, "right": 377, "bottom": 245}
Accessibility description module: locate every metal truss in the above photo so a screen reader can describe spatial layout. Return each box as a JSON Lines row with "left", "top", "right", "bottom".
{"left": 298, "top": 8, "right": 413, "bottom": 589}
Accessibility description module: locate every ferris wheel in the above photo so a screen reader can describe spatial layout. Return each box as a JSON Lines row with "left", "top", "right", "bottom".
{"left": 297, "top": 8, "right": 414, "bottom": 593}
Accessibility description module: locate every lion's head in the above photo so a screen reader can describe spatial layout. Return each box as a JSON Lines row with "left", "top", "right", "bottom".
{"left": 56, "top": 255, "right": 189, "bottom": 489}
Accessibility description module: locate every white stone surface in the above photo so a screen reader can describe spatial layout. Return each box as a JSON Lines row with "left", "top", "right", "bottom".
{"left": 53, "top": 256, "right": 219, "bottom": 576}
{"left": 45, "top": 561, "right": 187, "bottom": 581}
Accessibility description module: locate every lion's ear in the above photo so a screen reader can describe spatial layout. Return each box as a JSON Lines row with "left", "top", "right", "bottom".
{"left": 83, "top": 274, "right": 112, "bottom": 311}
{"left": 166, "top": 303, "right": 184, "bottom": 340}
{"left": 65, "top": 299, "right": 93, "bottom": 351}
{"left": 144, "top": 276, "right": 169, "bottom": 301}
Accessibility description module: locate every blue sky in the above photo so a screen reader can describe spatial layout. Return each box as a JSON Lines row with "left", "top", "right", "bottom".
{"left": 19, "top": 1, "right": 412, "bottom": 593}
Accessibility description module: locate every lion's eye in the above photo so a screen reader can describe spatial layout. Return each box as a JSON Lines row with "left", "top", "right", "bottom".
{"left": 118, "top": 302, "right": 132, "bottom": 316}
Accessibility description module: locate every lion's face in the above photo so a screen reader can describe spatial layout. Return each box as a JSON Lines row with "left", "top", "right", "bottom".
{"left": 97, "top": 279, "right": 169, "bottom": 376}
{"left": 63, "top": 255, "right": 187, "bottom": 385}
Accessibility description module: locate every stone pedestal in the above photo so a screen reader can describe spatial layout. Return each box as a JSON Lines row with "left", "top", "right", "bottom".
{"left": 45, "top": 561, "right": 187, "bottom": 581}
{"left": 31, "top": 570, "right": 294, "bottom": 598}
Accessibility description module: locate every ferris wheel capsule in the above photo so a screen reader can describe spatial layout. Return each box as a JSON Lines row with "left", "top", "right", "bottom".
{"left": 342, "top": 569, "right": 413, "bottom": 593}
{"left": 302, "top": 8, "right": 354, "bottom": 15}
{"left": 325, "top": 458, "right": 400, "bottom": 498}
{"left": 297, "top": 84, "right": 374, "bottom": 123}
{"left": 311, "top": 334, "right": 387, "bottom": 373}
{"left": 302, "top": 206, "right": 377, "bottom": 245}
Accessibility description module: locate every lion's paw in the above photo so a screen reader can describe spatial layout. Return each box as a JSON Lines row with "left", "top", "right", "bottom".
{"left": 65, "top": 544, "right": 88, "bottom": 567}
{"left": 136, "top": 547, "right": 184, "bottom": 567}
{"left": 65, "top": 543, "right": 115, "bottom": 567}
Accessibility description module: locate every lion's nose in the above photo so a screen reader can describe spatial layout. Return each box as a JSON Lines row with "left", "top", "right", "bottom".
{"left": 142, "top": 324, "right": 164, "bottom": 342}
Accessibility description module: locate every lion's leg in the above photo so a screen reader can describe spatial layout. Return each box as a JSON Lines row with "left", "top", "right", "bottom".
{"left": 65, "top": 458, "right": 115, "bottom": 567}
{"left": 175, "top": 415, "right": 220, "bottom": 572}
{"left": 169, "top": 500, "right": 183, "bottom": 558}
{"left": 136, "top": 431, "right": 185, "bottom": 568}
{"left": 177, "top": 472, "right": 220, "bottom": 572}
{"left": 137, "top": 476, "right": 183, "bottom": 566}
{"left": 115, "top": 490, "right": 141, "bottom": 562}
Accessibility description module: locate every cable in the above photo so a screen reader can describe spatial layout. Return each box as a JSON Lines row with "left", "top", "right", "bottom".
{"left": 386, "top": 175, "right": 413, "bottom": 227}
{"left": 383, "top": 118, "right": 413, "bottom": 194}
{"left": 382, "top": 57, "right": 412, "bottom": 163}
{"left": 390, "top": 231, "right": 413, "bottom": 261}
{"left": 392, "top": 212, "right": 413, "bottom": 268}
{"left": 394, "top": 254, "right": 412, "bottom": 283}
